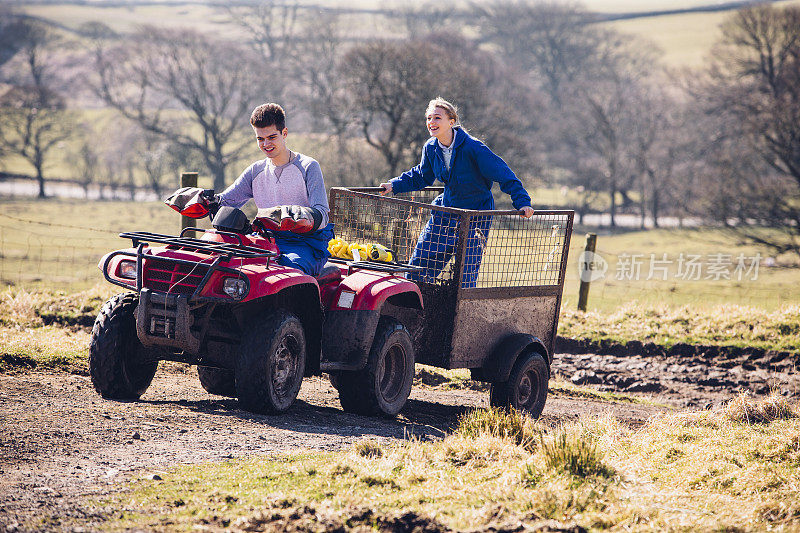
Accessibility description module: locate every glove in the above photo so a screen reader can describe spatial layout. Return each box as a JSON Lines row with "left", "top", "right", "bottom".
{"left": 255, "top": 205, "right": 322, "bottom": 234}
{"left": 164, "top": 187, "right": 215, "bottom": 218}
{"left": 368, "top": 243, "right": 393, "bottom": 262}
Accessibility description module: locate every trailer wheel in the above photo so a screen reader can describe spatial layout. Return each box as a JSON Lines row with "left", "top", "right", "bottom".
{"left": 338, "top": 318, "right": 414, "bottom": 417}
{"left": 490, "top": 351, "right": 549, "bottom": 418}
{"left": 89, "top": 292, "right": 158, "bottom": 400}
{"left": 235, "top": 310, "right": 306, "bottom": 414}
{"left": 197, "top": 366, "right": 236, "bottom": 397}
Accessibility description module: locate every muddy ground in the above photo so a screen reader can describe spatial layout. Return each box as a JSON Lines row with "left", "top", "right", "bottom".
{"left": 1, "top": 350, "right": 797, "bottom": 532}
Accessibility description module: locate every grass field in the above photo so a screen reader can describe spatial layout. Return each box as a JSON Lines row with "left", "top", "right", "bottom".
{"left": 2, "top": 198, "right": 798, "bottom": 310}
{"left": 563, "top": 227, "right": 800, "bottom": 312}
{"left": 608, "top": 0, "right": 800, "bottom": 66}
{"left": 1, "top": 197, "right": 798, "bottom": 360}
{"left": 0, "top": 199, "right": 207, "bottom": 289}
{"left": 20, "top": 2, "right": 404, "bottom": 42}
{"left": 92, "top": 397, "right": 800, "bottom": 531}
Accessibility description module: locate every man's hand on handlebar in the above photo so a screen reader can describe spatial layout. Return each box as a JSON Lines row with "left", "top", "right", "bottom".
{"left": 519, "top": 206, "right": 534, "bottom": 218}
{"left": 378, "top": 182, "right": 392, "bottom": 196}
{"left": 200, "top": 189, "right": 221, "bottom": 217}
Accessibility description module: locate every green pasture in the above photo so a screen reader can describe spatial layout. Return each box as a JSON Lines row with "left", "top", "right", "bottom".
{"left": 2, "top": 198, "right": 798, "bottom": 312}
{"left": 21, "top": 2, "right": 404, "bottom": 42}
{"left": 609, "top": 0, "right": 800, "bottom": 66}
{"left": 609, "top": 10, "right": 726, "bottom": 66}
{"left": 23, "top": 4, "right": 239, "bottom": 37}
{"left": 563, "top": 227, "right": 800, "bottom": 312}
{"left": 0, "top": 198, "right": 210, "bottom": 289}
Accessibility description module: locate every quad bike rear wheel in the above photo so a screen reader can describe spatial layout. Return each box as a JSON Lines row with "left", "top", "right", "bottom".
{"left": 337, "top": 317, "right": 415, "bottom": 417}
{"left": 489, "top": 351, "right": 549, "bottom": 418}
{"left": 197, "top": 366, "right": 236, "bottom": 397}
{"left": 89, "top": 292, "right": 159, "bottom": 399}
{"left": 235, "top": 310, "right": 306, "bottom": 414}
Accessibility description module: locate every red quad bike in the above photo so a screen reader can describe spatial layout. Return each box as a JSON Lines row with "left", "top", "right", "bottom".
{"left": 90, "top": 186, "right": 572, "bottom": 418}
{"left": 90, "top": 188, "right": 425, "bottom": 416}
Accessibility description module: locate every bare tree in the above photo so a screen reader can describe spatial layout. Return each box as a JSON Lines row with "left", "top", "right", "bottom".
{"left": 564, "top": 47, "right": 649, "bottom": 226}
{"left": 137, "top": 131, "right": 185, "bottom": 199}
{"left": 68, "top": 133, "right": 99, "bottom": 198}
{"left": 225, "top": 4, "right": 301, "bottom": 63}
{"left": 0, "top": 20, "right": 73, "bottom": 198}
{"left": 93, "top": 26, "right": 261, "bottom": 191}
{"left": 397, "top": 1, "right": 460, "bottom": 37}
{"left": 699, "top": 4, "right": 800, "bottom": 256}
{"left": 530, "top": 26, "right": 660, "bottom": 227}
{"left": 339, "top": 40, "right": 441, "bottom": 176}
{"left": 629, "top": 81, "right": 696, "bottom": 228}
{"left": 340, "top": 38, "right": 490, "bottom": 177}
{"left": 291, "top": 12, "right": 352, "bottom": 138}
{"left": 472, "top": 0, "right": 604, "bottom": 106}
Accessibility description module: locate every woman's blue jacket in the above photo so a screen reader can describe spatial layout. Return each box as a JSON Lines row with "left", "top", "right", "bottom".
{"left": 388, "top": 126, "right": 531, "bottom": 210}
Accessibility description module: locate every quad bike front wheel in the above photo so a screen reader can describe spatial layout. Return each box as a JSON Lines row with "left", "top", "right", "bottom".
{"left": 489, "top": 351, "right": 549, "bottom": 418}
{"left": 338, "top": 317, "right": 415, "bottom": 417}
{"left": 235, "top": 310, "right": 306, "bottom": 414}
{"left": 197, "top": 366, "right": 236, "bottom": 397}
{"left": 89, "top": 292, "right": 159, "bottom": 400}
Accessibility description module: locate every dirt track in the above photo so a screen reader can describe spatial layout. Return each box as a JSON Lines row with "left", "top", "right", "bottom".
{"left": 0, "top": 350, "right": 797, "bottom": 532}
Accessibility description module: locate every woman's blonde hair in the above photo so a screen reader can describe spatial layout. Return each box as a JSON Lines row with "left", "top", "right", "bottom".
{"left": 426, "top": 97, "right": 459, "bottom": 125}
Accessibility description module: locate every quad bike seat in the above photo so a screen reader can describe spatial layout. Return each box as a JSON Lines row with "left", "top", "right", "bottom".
{"left": 316, "top": 262, "right": 341, "bottom": 284}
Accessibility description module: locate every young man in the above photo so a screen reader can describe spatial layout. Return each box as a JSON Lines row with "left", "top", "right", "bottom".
{"left": 216, "top": 103, "right": 334, "bottom": 276}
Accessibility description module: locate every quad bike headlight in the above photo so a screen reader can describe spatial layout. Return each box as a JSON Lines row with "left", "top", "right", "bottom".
{"left": 222, "top": 277, "right": 248, "bottom": 299}
{"left": 118, "top": 260, "right": 137, "bottom": 280}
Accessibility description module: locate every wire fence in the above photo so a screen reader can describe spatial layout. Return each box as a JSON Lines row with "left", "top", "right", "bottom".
{"left": 330, "top": 187, "right": 572, "bottom": 290}
{"left": 1, "top": 202, "right": 797, "bottom": 310}
{"left": 0, "top": 214, "right": 120, "bottom": 289}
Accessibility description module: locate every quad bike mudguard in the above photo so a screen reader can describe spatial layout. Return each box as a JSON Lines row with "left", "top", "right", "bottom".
{"left": 319, "top": 269, "right": 422, "bottom": 372}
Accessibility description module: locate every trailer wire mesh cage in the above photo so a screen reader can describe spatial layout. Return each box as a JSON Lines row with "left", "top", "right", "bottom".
{"left": 329, "top": 187, "right": 574, "bottom": 291}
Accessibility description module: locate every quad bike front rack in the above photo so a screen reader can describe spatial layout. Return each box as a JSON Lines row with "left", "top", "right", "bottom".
{"left": 102, "top": 231, "right": 277, "bottom": 302}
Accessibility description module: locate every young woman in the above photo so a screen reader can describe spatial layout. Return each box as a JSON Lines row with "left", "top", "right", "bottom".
{"left": 379, "top": 98, "right": 534, "bottom": 287}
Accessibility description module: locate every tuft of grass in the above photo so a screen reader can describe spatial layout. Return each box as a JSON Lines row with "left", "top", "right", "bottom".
{"left": 722, "top": 392, "right": 798, "bottom": 425}
{"left": 540, "top": 429, "right": 616, "bottom": 479}
{"left": 414, "top": 365, "right": 488, "bottom": 391}
{"left": 353, "top": 440, "right": 384, "bottom": 459}
{"left": 665, "top": 392, "right": 799, "bottom": 429}
{"left": 455, "top": 407, "right": 541, "bottom": 452}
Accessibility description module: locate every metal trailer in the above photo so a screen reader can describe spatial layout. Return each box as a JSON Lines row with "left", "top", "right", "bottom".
{"left": 329, "top": 187, "right": 574, "bottom": 416}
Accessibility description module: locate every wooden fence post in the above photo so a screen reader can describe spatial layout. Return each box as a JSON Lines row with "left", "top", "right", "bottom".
{"left": 577, "top": 233, "right": 597, "bottom": 312}
{"left": 180, "top": 172, "right": 198, "bottom": 232}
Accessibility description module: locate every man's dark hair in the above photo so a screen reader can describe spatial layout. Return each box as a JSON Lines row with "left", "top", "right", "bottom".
{"left": 250, "top": 103, "right": 286, "bottom": 130}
